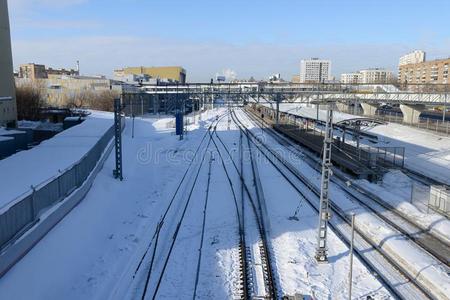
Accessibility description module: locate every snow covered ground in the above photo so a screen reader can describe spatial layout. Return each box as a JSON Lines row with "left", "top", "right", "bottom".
{"left": 236, "top": 108, "right": 450, "bottom": 299}
{"left": 264, "top": 102, "right": 450, "bottom": 245}
{"left": 355, "top": 170, "right": 450, "bottom": 245}
{"left": 273, "top": 102, "right": 450, "bottom": 186}
{"left": 0, "top": 111, "right": 114, "bottom": 209}
{"left": 224, "top": 112, "right": 390, "bottom": 298}
{"left": 0, "top": 108, "right": 395, "bottom": 299}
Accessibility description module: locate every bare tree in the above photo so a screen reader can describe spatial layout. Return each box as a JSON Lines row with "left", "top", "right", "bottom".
{"left": 64, "top": 89, "right": 119, "bottom": 112}
{"left": 87, "top": 90, "right": 119, "bottom": 112}
{"left": 15, "top": 80, "right": 46, "bottom": 120}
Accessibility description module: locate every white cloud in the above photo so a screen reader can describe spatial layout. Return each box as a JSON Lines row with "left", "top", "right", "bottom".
{"left": 10, "top": 34, "right": 449, "bottom": 82}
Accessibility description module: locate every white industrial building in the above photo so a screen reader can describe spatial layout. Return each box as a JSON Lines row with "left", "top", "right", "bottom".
{"left": 340, "top": 68, "right": 393, "bottom": 84}
{"left": 340, "top": 72, "right": 362, "bottom": 84}
{"left": 399, "top": 50, "right": 426, "bottom": 66}
{"left": 300, "top": 58, "right": 331, "bottom": 83}
{"left": 359, "top": 68, "right": 393, "bottom": 84}
{"left": 0, "top": 0, "right": 17, "bottom": 127}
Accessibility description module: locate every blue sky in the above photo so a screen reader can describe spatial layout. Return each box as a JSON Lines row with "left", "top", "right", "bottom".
{"left": 8, "top": 0, "right": 450, "bottom": 81}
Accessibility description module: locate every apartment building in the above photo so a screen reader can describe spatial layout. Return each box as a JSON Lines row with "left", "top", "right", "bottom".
{"left": 0, "top": 0, "right": 17, "bottom": 126}
{"left": 340, "top": 72, "right": 362, "bottom": 84}
{"left": 398, "top": 57, "right": 450, "bottom": 84}
{"left": 359, "top": 68, "right": 394, "bottom": 84}
{"left": 340, "top": 68, "right": 393, "bottom": 84}
{"left": 299, "top": 58, "right": 331, "bottom": 83}
{"left": 399, "top": 50, "right": 426, "bottom": 66}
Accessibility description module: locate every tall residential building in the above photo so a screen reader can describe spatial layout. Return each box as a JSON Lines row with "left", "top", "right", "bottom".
{"left": 114, "top": 66, "right": 187, "bottom": 84}
{"left": 399, "top": 50, "right": 426, "bottom": 66}
{"left": 0, "top": 0, "right": 17, "bottom": 126}
{"left": 398, "top": 58, "right": 450, "bottom": 84}
{"left": 299, "top": 58, "right": 331, "bottom": 83}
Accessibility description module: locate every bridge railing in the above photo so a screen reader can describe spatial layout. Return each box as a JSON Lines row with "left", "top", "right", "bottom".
{"left": 0, "top": 122, "right": 116, "bottom": 251}
{"left": 346, "top": 107, "right": 450, "bottom": 136}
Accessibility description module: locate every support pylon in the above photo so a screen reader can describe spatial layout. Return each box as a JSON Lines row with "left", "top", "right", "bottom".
{"left": 315, "top": 105, "right": 333, "bottom": 263}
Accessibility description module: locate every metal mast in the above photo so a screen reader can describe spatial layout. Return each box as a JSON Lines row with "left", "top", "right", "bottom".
{"left": 113, "top": 98, "right": 123, "bottom": 181}
{"left": 315, "top": 104, "right": 333, "bottom": 262}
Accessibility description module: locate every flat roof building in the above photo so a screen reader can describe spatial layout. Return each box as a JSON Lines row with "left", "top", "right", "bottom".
{"left": 359, "top": 68, "right": 393, "bottom": 84}
{"left": 399, "top": 50, "right": 426, "bottom": 66}
{"left": 115, "top": 66, "right": 186, "bottom": 84}
{"left": 398, "top": 57, "right": 450, "bottom": 85}
{"left": 47, "top": 67, "right": 79, "bottom": 79}
{"left": 0, "top": 0, "right": 17, "bottom": 126}
{"left": 300, "top": 58, "right": 331, "bottom": 83}
{"left": 19, "top": 64, "right": 48, "bottom": 80}
{"left": 340, "top": 68, "right": 393, "bottom": 84}
{"left": 18, "top": 63, "right": 80, "bottom": 80}
{"left": 340, "top": 72, "right": 362, "bottom": 84}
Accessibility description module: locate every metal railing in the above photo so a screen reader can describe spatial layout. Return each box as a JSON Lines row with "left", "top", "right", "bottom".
{"left": 0, "top": 96, "right": 13, "bottom": 102}
{"left": 349, "top": 107, "right": 450, "bottom": 136}
{"left": 0, "top": 121, "right": 117, "bottom": 251}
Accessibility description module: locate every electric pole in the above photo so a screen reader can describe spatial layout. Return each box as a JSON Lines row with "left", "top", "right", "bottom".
{"left": 315, "top": 104, "right": 333, "bottom": 263}
{"left": 113, "top": 98, "right": 123, "bottom": 181}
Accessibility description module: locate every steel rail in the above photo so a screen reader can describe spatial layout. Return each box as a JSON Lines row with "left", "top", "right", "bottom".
{"left": 212, "top": 117, "right": 278, "bottom": 299}
{"left": 233, "top": 109, "right": 429, "bottom": 300}
{"left": 244, "top": 108, "right": 450, "bottom": 266}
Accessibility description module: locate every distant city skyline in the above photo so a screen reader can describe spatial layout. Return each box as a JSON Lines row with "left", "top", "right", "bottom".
{"left": 8, "top": 0, "right": 450, "bottom": 81}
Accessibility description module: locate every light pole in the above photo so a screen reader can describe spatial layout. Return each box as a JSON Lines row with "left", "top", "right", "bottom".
{"left": 275, "top": 93, "right": 281, "bottom": 125}
{"left": 443, "top": 91, "right": 447, "bottom": 122}
{"left": 348, "top": 213, "right": 356, "bottom": 300}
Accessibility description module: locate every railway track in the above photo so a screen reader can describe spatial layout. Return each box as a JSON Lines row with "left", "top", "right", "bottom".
{"left": 244, "top": 107, "right": 450, "bottom": 265}
{"left": 232, "top": 108, "right": 434, "bottom": 300}
{"left": 211, "top": 116, "right": 278, "bottom": 299}
{"left": 132, "top": 111, "right": 276, "bottom": 299}
{"left": 126, "top": 113, "right": 229, "bottom": 299}
{"left": 208, "top": 122, "right": 249, "bottom": 299}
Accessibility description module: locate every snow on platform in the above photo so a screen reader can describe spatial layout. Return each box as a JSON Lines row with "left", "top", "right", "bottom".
{"left": 0, "top": 111, "right": 114, "bottom": 209}
{"left": 273, "top": 102, "right": 450, "bottom": 186}
{"left": 0, "top": 136, "right": 14, "bottom": 142}
{"left": 356, "top": 170, "right": 450, "bottom": 245}
{"left": 0, "top": 128, "right": 27, "bottom": 136}
{"left": 264, "top": 103, "right": 450, "bottom": 241}
{"left": 368, "top": 122, "right": 450, "bottom": 185}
